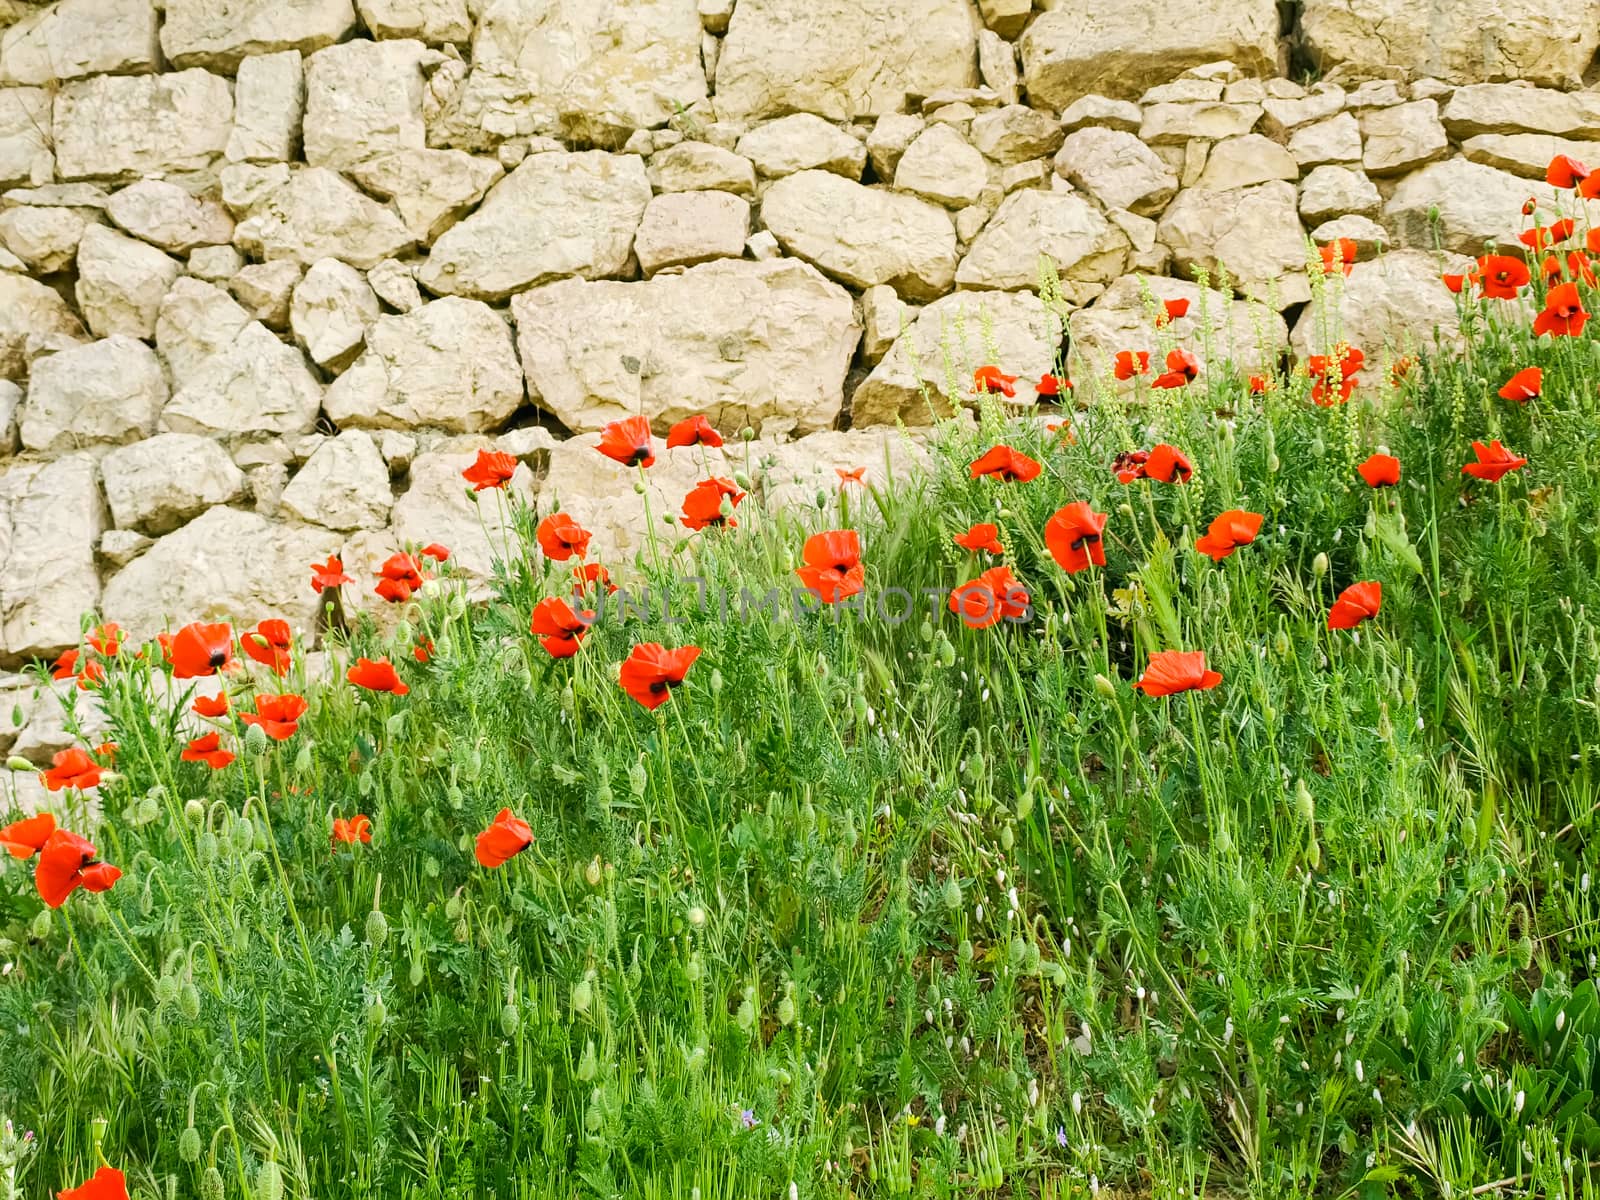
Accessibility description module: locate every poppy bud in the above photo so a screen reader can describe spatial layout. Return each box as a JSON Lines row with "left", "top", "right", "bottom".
{"left": 560, "top": 683, "right": 575, "bottom": 713}
{"left": 368, "top": 996, "right": 387, "bottom": 1027}
{"left": 919, "top": 619, "right": 934, "bottom": 643}
{"left": 688, "top": 904, "right": 707, "bottom": 927}
{"left": 1295, "top": 779, "right": 1316, "bottom": 823}
{"left": 30, "top": 907, "right": 51, "bottom": 939}
{"left": 1093, "top": 674, "right": 1117, "bottom": 699}
{"left": 662, "top": 512, "right": 676, "bottom": 525}
{"left": 576, "top": 1039, "right": 598, "bottom": 1081}
{"left": 257, "top": 1161, "right": 283, "bottom": 1200}
{"left": 778, "top": 993, "right": 797, "bottom": 1026}
{"left": 6, "top": 755, "right": 34, "bottom": 771}
{"left": 229, "top": 816, "right": 254, "bottom": 853}
{"left": 943, "top": 877, "right": 963, "bottom": 909}
{"left": 1000, "top": 824, "right": 1014, "bottom": 851}
{"left": 628, "top": 759, "right": 648, "bottom": 798}
{"left": 1274, "top": 630, "right": 1290, "bottom": 658}
{"left": 202, "top": 1168, "right": 225, "bottom": 1200}
{"left": 196, "top": 830, "right": 218, "bottom": 865}
{"left": 179, "top": 1126, "right": 203, "bottom": 1163}
{"left": 184, "top": 798, "right": 205, "bottom": 823}
{"left": 584, "top": 856, "right": 603, "bottom": 887}
{"left": 632, "top": 480, "right": 647, "bottom": 495}
{"left": 733, "top": 471, "right": 753, "bottom": 490}
{"left": 1312, "top": 552, "right": 1329, "bottom": 577}
{"left": 156, "top": 974, "right": 180, "bottom": 1005}
{"left": 1515, "top": 936, "right": 1534, "bottom": 970}
{"left": 244, "top": 722, "right": 269, "bottom": 754}
{"left": 741, "top": 426, "right": 756, "bottom": 441}
{"left": 935, "top": 634, "right": 956, "bottom": 669}
{"left": 958, "top": 938, "right": 974, "bottom": 962}
{"left": 409, "top": 960, "right": 425, "bottom": 987}
{"left": 685, "top": 954, "right": 703, "bottom": 982}
{"left": 1267, "top": 451, "right": 1281, "bottom": 472}
{"left": 365, "top": 909, "right": 390, "bottom": 948}
{"left": 735, "top": 996, "right": 756, "bottom": 1030}
{"left": 393, "top": 619, "right": 413, "bottom": 645}
{"left": 133, "top": 795, "right": 160, "bottom": 825}
{"left": 572, "top": 976, "right": 593, "bottom": 1013}
{"left": 709, "top": 668, "right": 723, "bottom": 695}
{"left": 816, "top": 489, "right": 829, "bottom": 510}
{"left": 500, "top": 1002, "right": 520, "bottom": 1037}
{"left": 180, "top": 982, "right": 201, "bottom": 1021}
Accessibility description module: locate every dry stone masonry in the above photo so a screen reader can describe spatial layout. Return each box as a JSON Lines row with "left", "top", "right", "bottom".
{"left": 2, "top": 0, "right": 1598, "bottom": 754}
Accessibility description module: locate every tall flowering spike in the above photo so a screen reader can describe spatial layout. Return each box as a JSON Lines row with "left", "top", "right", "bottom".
{"left": 1473, "top": 254, "right": 1530, "bottom": 300}
{"left": 1328, "top": 581, "right": 1383, "bottom": 631}
{"left": 58, "top": 1165, "right": 129, "bottom": 1200}
{"left": 348, "top": 657, "right": 409, "bottom": 696}
{"left": 680, "top": 477, "right": 745, "bottom": 531}
{"left": 973, "top": 365, "right": 1019, "bottom": 396}
{"left": 1462, "top": 440, "right": 1527, "bottom": 482}
{"left": 1358, "top": 453, "right": 1401, "bottom": 488}
{"left": 35, "top": 828, "right": 121, "bottom": 909}
{"left": 1133, "top": 650, "right": 1222, "bottom": 697}
{"left": 618, "top": 643, "right": 702, "bottom": 710}
{"left": 2, "top": 811, "right": 56, "bottom": 859}
{"left": 311, "top": 555, "right": 354, "bottom": 594}
{"left": 462, "top": 448, "right": 518, "bottom": 491}
{"left": 531, "top": 596, "right": 594, "bottom": 659}
{"left": 476, "top": 807, "right": 533, "bottom": 868}
{"left": 168, "top": 622, "right": 235, "bottom": 679}
{"left": 1044, "top": 502, "right": 1108, "bottom": 574}
{"left": 666, "top": 414, "right": 724, "bottom": 448}
{"left": 1533, "top": 281, "right": 1590, "bottom": 337}
{"left": 948, "top": 566, "right": 1030, "bottom": 630}
{"left": 795, "top": 529, "right": 864, "bottom": 603}
{"left": 969, "top": 445, "right": 1042, "bottom": 482}
{"left": 596, "top": 415, "right": 656, "bottom": 468}
{"left": 1194, "top": 510, "right": 1263, "bottom": 562}
{"left": 1498, "top": 367, "right": 1543, "bottom": 403}
{"left": 536, "top": 512, "right": 593, "bottom": 561}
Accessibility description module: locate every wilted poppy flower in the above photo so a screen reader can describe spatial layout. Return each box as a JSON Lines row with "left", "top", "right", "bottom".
{"left": 35, "top": 828, "right": 121, "bottom": 909}
{"left": 348, "top": 657, "right": 409, "bottom": 696}
{"left": 1520, "top": 218, "right": 1576, "bottom": 252}
{"left": 948, "top": 566, "right": 1030, "bottom": 630}
{"left": 1144, "top": 443, "right": 1193, "bottom": 484}
{"left": 680, "top": 477, "right": 745, "bottom": 531}
{"left": 666, "top": 414, "right": 724, "bottom": 448}
{"left": 1133, "top": 650, "right": 1222, "bottom": 697}
{"left": 836, "top": 466, "right": 866, "bottom": 486}
{"left": 1113, "top": 449, "right": 1151, "bottom": 484}
{"left": 419, "top": 543, "right": 451, "bottom": 564}
{"left": 969, "top": 445, "right": 1042, "bottom": 482}
{"left": 1152, "top": 348, "right": 1200, "bottom": 389}
{"left": 1462, "top": 440, "right": 1527, "bottom": 482}
{"left": 1320, "top": 239, "right": 1357, "bottom": 275}
{"left": 1442, "top": 273, "right": 1466, "bottom": 294}
{"left": 41, "top": 748, "right": 104, "bottom": 792}
{"left": 1534, "top": 281, "right": 1590, "bottom": 337}
{"left": 1194, "top": 510, "right": 1263, "bottom": 562}
{"left": 1036, "top": 373, "right": 1071, "bottom": 396}
{"left": 795, "top": 530, "right": 865, "bottom": 602}
{"left": 619, "top": 643, "right": 702, "bottom": 710}
{"left": 168, "top": 622, "right": 235, "bottom": 679}
{"left": 180, "top": 732, "right": 235, "bottom": 770}
{"left": 1499, "top": 366, "right": 1543, "bottom": 403}
{"left": 973, "top": 365, "right": 1019, "bottom": 396}
{"left": 1044, "top": 502, "right": 1108, "bottom": 574}
{"left": 462, "top": 449, "right": 518, "bottom": 492}
{"left": 954, "top": 522, "right": 1004, "bottom": 554}
{"left": 1474, "top": 255, "right": 1530, "bottom": 300}
{"left": 1358, "top": 453, "right": 1402, "bottom": 488}
{"left": 531, "top": 596, "right": 594, "bottom": 658}
{"left": 536, "top": 512, "right": 592, "bottom": 560}
{"left": 241, "top": 619, "right": 293, "bottom": 674}
{"left": 375, "top": 553, "right": 426, "bottom": 603}
{"left": 1113, "top": 350, "right": 1151, "bottom": 380}
{"left": 1155, "top": 297, "right": 1190, "bottom": 326}
{"left": 1047, "top": 420, "right": 1078, "bottom": 446}
{"left": 311, "top": 555, "right": 354, "bottom": 594}
{"left": 1548, "top": 154, "right": 1590, "bottom": 188}
{"left": 1389, "top": 356, "right": 1416, "bottom": 386}
{"left": 1327, "top": 580, "right": 1382, "bottom": 630}
{"left": 2, "top": 811, "right": 54, "bottom": 859}
{"left": 573, "top": 562, "right": 617, "bottom": 595}
{"left": 240, "top": 693, "right": 309, "bottom": 741}
{"left": 475, "top": 807, "right": 533, "bottom": 868}
{"left": 332, "top": 814, "right": 372, "bottom": 847}
{"left": 596, "top": 415, "right": 656, "bottom": 468}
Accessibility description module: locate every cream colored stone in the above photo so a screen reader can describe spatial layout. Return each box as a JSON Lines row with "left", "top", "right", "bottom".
{"left": 1384, "top": 157, "right": 1600, "bottom": 255}
{"left": 105, "top": 180, "right": 234, "bottom": 253}
{"left": 1261, "top": 84, "right": 1345, "bottom": 134}
{"left": 188, "top": 245, "right": 246, "bottom": 281}
{"left": 1442, "top": 84, "right": 1600, "bottom": 139}
{"left": 1298, "top": 165, "right": 1382, "bottom": 223}
{"left": 1157, "top": 180, "right": 1310, "bottom": 308}
{"left": 303, "top": 38, "right": 432, "bottom": 169}
{"left": 101, "top": 432, "right": 245, "bottom": 535}
{"left": 865, "top": 114, "right": 926, "bottom": 180}
{"left": 648, "top": 141, "right": 757, "bottom": 195}
{"left": 161, "top": 0, "right": 358, "bottom": 72}
{"left": 0, "top": 205, "right": 86, "bottom": 272}
{"left": 280, "top": 430, "right": 393, "bottom": 531}
{"left": 356, "top": 0, "right": 471, "bottom": 43}
{"left": 155, "top": 277, "right": 251, "bottom": 386}
{"left": 1309, "top": 214, "right": 1390, "bottom": 259}
{"left": 970, "top": 105, "right": 1065, "bottom": 166}
{"left": 52, "top": 70, "right": 232, "bottom": 181}
{"left": 736, "top": 114, "right": 866, "bottom": 179}
{"left": 895, "top": 125, "right": 988, "bottom": 209}
{"left": 1288, "top": 113, "right": 1363, "bottom": 168}
{"left": 387, "top": 443, "right": 533, "bottom": 584}
{"left": 634, "top": 190, "right": 750, "bottom": 275}
{"left": 346, "top": 149, "right": 502, "bottom": 243}
{"left": 976, "top": 30, "right": 1019, "bottom": 106}
{"left": 957, "top": 188, "right": 1131, "bottom": 290}
{"left": 1360, "top": 99, "right": 1448, "bottom": 176}
{"left": 21, "top": 336, "right": 166, "bottom": 452}
{"left": 0, "top": 0, "right": 158, "bottom": 86}
{"left": 75, "top": 224, "right": 181, "bottom": 339}
{"left": 225, "top": 50, "right": 304, "bottom": 163}
{"left": 1060, "top": 95, "right": 1141, "bottom": 133}
{"left": 859, "top": 284, "right": 916, "bottom": 365}
{"left": 229, "top": 260, "right": 302, "bottom": 329}
{"left": 1461, "top": 133, "right": 1600, "bottom": 179}
{"left": 290, "top": 258, "right": 380, "bottom": 371}
{"left": 1139, "top": 101, "right": 1261, "bottom": 144}
{"left": 0, "top": 454, "right": 104, "bottom": 661}
{"left": 0, "top": 271, "right": 86, "bottom": 382}
{"left": 1194, "top": 134, "right": 1298, "bottom": 190}
{"left": 1291, "top": 248, "right": 1474, "bottom": 361}
{"left": 232, "top": 167, "right": 416, "bottom": 269}
{"left": 1054, "top": 127, "right": 1177, "bottom": 216}
{"left": 0, "top": 87, "right": 53, "bottom": 186}
{"left": 161, "top": 322, "right": 324, "bottom": 437}
{"left": 368, "top": 258, "right": 422, "bottom": 311}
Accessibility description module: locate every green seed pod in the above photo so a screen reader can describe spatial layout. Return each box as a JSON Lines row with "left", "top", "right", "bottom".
{"left": 1014, "top": 789, "right": 1034, "bottom": 823}
{"left": 500, "top": 1003, "right": 520, "bottom": 1037}
{"left": 292, "top": 742, "right": 313, "bottom": 774}
{"left": 919, "top": 618, "right": 934, "bottom": 643}
{"left": 184, "top": 798, "right": 206, "bottom": 824}
{"left": 445, "top": 894, "right": 464, "bottom": 920}
{"left": 710, "top": 668, "right": 723, "bottom": 696}
{"left": 685, "top": 954, "right": 703, "bottom": 983}
{"left": 6, "top": 755, "right": 37, "bottom": 772}
{"left": 777, "top": 994, "right": 797, "bottom": 1026}
{"left": 408, "top": 959, "right": 424, "bottom": 987}
{"left": 936, "top": 635, "right": 956, "bottom": 669}
{"left": 243, "top": 723, "right": 269, "bottom": 755}
{"left": 228, "top": 815, "right": 253, "bottom": 854}
{"left": 368, "top": 996, "right": 387, "bottom": 1027}
{"left": 156, "top": 974, "right": 180, "bottom": 1005}
{"left": 196, "top": 830, "right": 219, "bottom": 866}
{"left": 958, "top": 938, "right": 974, "bottom": 962}
{"left": 628, "top": 760, "right": 648, "bottom": 798}
{"left": 365, "top": 909, "right": 389, "bottom": 948}
{"left": 1000, "top": 824, "right": 1015, "bottom": 852}
{"left": 179, "top": 982, "right": 201, "bottom": 1021}
{"left": 576, "top": 1039, "right": 598, "bottom": 1081}
{"left": 200, "top": 1167, "right": 224, "bottom": 1200}
{"left": 584, "top": 857, "right": 603, "bottom": 888}
{"left": 571, "top": 977, "right": 593, "bottom": 1014}
{"left": 1515, "top": 936, "right": 1534, "bottom": 971}
{"left": 735, "top": 997, "right": 756, "bottom": 1030}
{"left": 255, "top": 1162, "right": 282, "bottom": 1200}
{"left": 1312, "top": 553, "right": 1329, "bottom": 578}
{"left": 943, "top": 878, "right": 963, "bottom": 909}
{"left": 1295, "top": 779, "right": 1316, "bottom": 824}
{"left": 178, "top": 1127, "right": 202, "bottom": 1163}
{"left": 733, "top": 470, "right": 753, "bottom": 489}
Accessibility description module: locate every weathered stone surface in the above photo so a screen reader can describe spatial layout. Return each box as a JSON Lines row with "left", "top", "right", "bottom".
{"left": 228, "top": 260, "right": 301, "bottom": 330}
{"left": 279, "top": 430, "right": 392, "bottom": 530}
{"left": 74, "top": 225, "right": 181, "bottom": 339}
{"left": 1442, "top": 84, "right": 1600, "bottom": 139}
{"left": 736, "top": 114, "right": 866, "bottom": 179}
{"left": 104, "top": 181, "right": 234, "bottom": 253}
{"left": 1261, "top": 84, "right": 1345, "bottom": 134}
{"left": 161, "top": 0, "right": 358, "bottom": 72}
{"left": 233, "top": 167, "right": 416, "bottom": 268}
{"left": 356, "top": 0, "right": 471, "bottom": 44}
{"left": 1385, "top": 157, "right": 1599, "bottom": 255}
{"left": 1461, "top": 133, "right": 1600, "bottom": 179}
{"left": 1360, "top": 99, "right": 1448, "bottom": 176}
{"left": 1157, "top": 180, "right": 1310, "bottom": 307}
{"left": 956, "top": 189, "right": 1131, "bottom": 290}
{"left": 0, "top": 454, "right": 104, "bottom": 661}
{"left": 325, "top": 297, "right": 523, "bottom": 432}
{"left": 101, "top": 505, "right": 341, "bottom": 640}
{"left": 1021, "top": 0, "right": 1279, "bottom": 110}
{"left": 859, "top": 284, "right": 916, "bottom": 365}
{"left": 647, "top": 141, "right": 756, "bottom": 195}
{"left": 1194, "top": 134, "right": 1298, "bottom": 190}
{"left": 1298, "top": 164, "right": 1382, "bottom": 222}
{"left": 368, "top": 258, "right": 422, "bottom": 311}
{"left": 762, "top": 170, "right": 958, "bottom": 300}
{"left": 970, "top": 105, "right": 1064, "bottom": 166}
{"left": 977, "top": 30, "right": 1019, "bottom": 105}
{"left": 1060, "top": 94, "right": 1141, "bottom": 133}
{"left": 976, "top": 0, "right": 1030, "bottom": 39}
{"left": 1301, "top": 0, "right": 1600, "bottom": 90}
{"left": 2, "top": 677, "right": 109, "bottom": 763}
{"left": 98, "top": 529, "right": 151, "bottom": 569}
{"left": 1139, "top": 102, "right": 1261, "bottom": 144}
{"left": 155, "top": 278, "right": 251, "bottom": 386}
{"left": 102, "top": 432, "right": 245, "bottom": 535}
{"left": 634, "top": 190, "right": 750, "bottom": 275}
{"left": 189, "top": 243, "right": 247, "bottom": 280}
{"left": 52, "top": 70, "right": 233, "bottom": 181}
{"left": 0, "top": 205, "right": 86, "bottom": 273}
{"left": 1055, "top": 127, "right": 1177, "bottom": 216}
{"left": 0, "top": 0, "right": 158, "bottom": 86}
{"left": 1287, "top": 112, "right": 1363, "bottom": 168}
{"left": 511, "top": 258, "right": 859, "bottom": 436}
{"left": 0, "top": 272, "right": 85, "bottom": 381}
{"left": 290, "top": 258, "right": 379, "bottom": 370}
{"left": 853, "top": 290, "right": 1062, "bottom": 426}
{"left": 161, "top": 322, "right": 324, "bottom": 437}
{"left": 1291, "top": 249, "right": 1473, "bottom": 361}
{"left": 895, "top": 125, "right": 988, "bottom": 209}
{"left": 432, "top": 0, "right": 706, "bottom": 149}
{"left": 21, "top": 336, "right": 166, "bottom": 452}
{"left": 303, "top": 38, "right": 431, "bottom": 169}
{"left": 346, "top": 149, "right": 501, "bottom": 244}
{"left": 0, "top": 87, "right": 53, "bottom": 187}
{"left": 0, "top": 379, "right": 18, "bottom": 454}
{"left": 865, "top": 113, "right": 925, "bottom": 179}
{"left": 1310, "top": 213, "right": 1390, "bottom": 259}
{"left": 225, "top": 50, "right": 304, "bottom": 163}
{"left": 419, "top": 151, "right": 649, "bottom": 300}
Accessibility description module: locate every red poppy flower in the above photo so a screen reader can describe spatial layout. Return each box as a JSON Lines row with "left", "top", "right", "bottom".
{"left": 413, "top": 638, "right": 435, "bottom": 664}
{"left": 1520, "top": 218, "right": 1576, "bottom": 252}
{"left": 596, "top": 415, "right": 656, "bottom": 468}
{"left": 95, "top": 742, "right": 117, "bottom": 763}
{"left": 1144, "top": 443, "right": 1193, "bottom": 484}
{"left": 948, "top": 566, "right": 1029, "bottom": 630}
{"left": 531, "top": 596, "right": 595, "bottom": 658}
{"left": 462, "top": 448, "right": 518, "bottom": 492}
{"left": 52, "top": 649, "right": 105, "bottom": 690}
{"left": 375, "top": 553, "right": 426, "bottom": 603}
{"left": 1248, "top": 374, "right": 1271, "bottom": 394}
{"left": 1194, "top": 509, "right": 1263, "bottom": 562}
{"left": 1327, "top": 580, "right": 1382, "bottom": 630}
{"left": 1565, "top": 251, "right": 1597, "bottom": 287}
{"left": 1320, "top": 239, "right": 1358, "bottom": 276}
{"left": 954, "top": 522, "right": 1004, "bottom": 554}
{"left": 573, "top": 562, "right": 617, "bottom": 595}
{"left": 1498, "top": 366, "right": 1543, "bottom": 403}
{"left": 1523, "top": 196, "right": 1538, "bottom": 216}
{"left": 680, "top": 477, "right": 745, "bottom": 531}
{"left": 419, "top": 543, "right": 450, "bottom": 563}
{"left": 475, "top": 807, "right": 533, "bottom": 868}
{"left": 1152, "top": 347, "right": 1200, "bottom": 389}
{"left": 241, "top": 619, "right": 293, "bottom": 674}
{"left": 1462, "top": 440, "right": 1527, "bottom": 482}
{"left": 35, "top": 828, "right": 121, "bottom": 909}
{"left": 40, "top": 748, "right": 103, "bottom": 792}
{"left": 1036, "top": 373, "right": 1071, "bottom": 396}
{"left": 836, "top": 466, "right": 867, "bottom": 486}
{"left": 1133, "top": 650, "right": 1222, "bottom": 697}
{"left": 1113, "top": 449, "right": 1151, "bottom": 484}
{"left": 348, "top": 657, "right": 409, "bottom": 696}
{"left": 168, "top": 622, "right": 235, "bottom": 679}
{"left": 50, "top": 648, "right": 80, "bottom": 681}
{"left": 240, "top": 693, "right": 309, "bottom": 740}
{"left": 1358, "top": 453, "right": 1401, "bottom": 488}
{"left": 1547, "top": 154, "right": 1590, "bottom": 188}
{"left": 1048, "top": 420, "right": 1078, "bottom": 445}
{"left": 1308, "top": 345, "right": 1364, "bottom": 405}
{"left": 180, "top": 732, "right": 235, "bottom": 770}
{"left": 1534, "top": 281, "right": 1590, "bottom": 337}
{"left": 1442, "top": 273, "right": 1467, "bottom": 294}
{"left": 795, "top": 530, "right": 865, "bottom": 603}
{"left": 311, "top": 555, "right": 354, "bottom": 594}
{"left": 192, "top": 692, "right": 230, "bottom": 718}
{"left": 1113, "top": 350, "right": 1151, "bottom": 380}
{"left": 2, "top": 811, "right": 55, "bottom": 859}
{"left": 974, "top": 365, "right": 1019, "bottom": 396}
{"left": 332, "top": 814, "right": 372, "bottom": 847}
{"left": 1155, "top": 297, "right": 1190, "bottom": 326}
{"left": 618, "top": 643, "right": 702, "bottom": 710}
{"left": 1474, "top": 255, "right": 1531, "bottom": 300}
{"left": 1044, "top": 502, "right": 1108, "bottom": 574}
{"left": 969, "top": 445, "right": 1042, "bottom": 482}
{"left": 1589, "top": 229, "right": 1600, "bottom": 255}
{"left": 58, "top": 1166, "right": 129, "bottom": 1200}
{"left": 86, "top": 623, "right": 122, "bottom": 657}
{"left": 536, "top": 512, "right": 592, "bottom": 561}
{"left": 666, "top": 414, "right": 724, "bottom": 448}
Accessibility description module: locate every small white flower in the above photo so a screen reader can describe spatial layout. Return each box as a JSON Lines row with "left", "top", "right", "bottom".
{"left": 1355, "top": 1059, "right": 1364, "bottom": 1083}
{"left": 1514, "top": 1090, "right": 1525, "bottom": 1114}
{"left": 1071, "top": 1091, "right": 1083, "bottom": 1115}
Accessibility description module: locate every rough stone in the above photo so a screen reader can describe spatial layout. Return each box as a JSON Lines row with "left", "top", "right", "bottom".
{"left": 634, "top": 190, "right": 750, "bottom": 275}
{"left": 1385, "top": 157, "right": 1600, "bottom": 255}
{"left": 976, "top": 0, "right": 1031, "bottom": 39}
{"left": 1194, "top": 134, "right": 1298, "bottom": 190}
{"left": 1309, "top": 213, "right": 1390, "bottom": 259}
{"left": 1054, "top": 127, "right": 1177, "bottom": 216}
{"left": 105, "top": 181, "right": 234, "bottom": 254}
{"left": 859, "top": 284, "right": 916, "bottom": 365}
{"left": 279, "top": 430, "right": 392, "bottom": 530}
{"left": 970, "top": 105, "right": 1065, "bottom": 166}
{"left": 1139, "top": 101, "right": 1261, "bottom": 144}
{"left": 1291, "top": 248, "right": 1474, "bottom": 360}
{"left": 698, "top": 0, "right": 734, "bottom": 34}
{"left": 303, "top": 38, "right": 431, "bottom": 169}
{"left": 101, "top": 432, "right": 246, "bottom": 535}
{"left": 187, "top": 245, "right": 246, "bottom": 281}
{"left": 0, "top": 454, "right": 104, "bottom": 661}
{"left": 0, "top": 0, "right": 159, "bottom": 86}
{"left": 865, "top": 113, "right": 926, "bottom": 180}
{"left": 161, "top": 0, "right": 358, "bottom": 72}
{"left": 97, "top": 529, "right": 151, "bottom": 569}
{"left": 161, "top": 322, "right": 324, "bottom": 437}
{"left": 155, "top": 278, "right": 251, "bottom": 386}
{"left": 21, "top": 336, "right": 166, "bottom": 452}
{"left": 290, "top": 258, "right": 380, "bottom": 370}
{"left": 325, "top": 297, "right": 524, "bottom": 432}
{"left": 1157, "top": 180, "right": 1310, "bottom": 307}
{"left": 346, "top": 149, "right": 501, "bottom": 244}
{"left": 368, "top": 258, "right": 422, "bottom": 311}
{"left": 74, "top": 225, "right": 181, "bottom": 339}
{"left": 0, "top": 87, "right": 53, "bottom": 187}
{"left": 1298, "top": 164, "right": 1383, "bottom": 222}
{"left": 647, "top": 141, "right": 757, "bottom": 195}
{"left": 511, "top": 258, "right": 859, "bottom": 436}
{"left": 1060, "top": 95, "right": 1141, "bottom": 133}
{"left": 356, "top": 0, "right": 471, "bottom": 44}
{"left": 229, "top": 260, "right": 303, "bottom": 329}
{"left": 225, "top": 50, "right": 305, "bottom": 163}
{"left": 976, "top": 30, "right": 1019, "bottom": 106}
{"left": 0, "top": 379, "right": 17, "bottom": 454}
{"left": 736, "top": 114, "right": 866, "bottom": 179}
{"left": 0, "top": 205, "right": 87, "bottom": 273}
{"left": 1442, "top": 84, "right": 1600, "bottom": 139}
{"left": 419, "top": 151, "right": 650, "bottom": 300}
{"left": 956, "top": 188, "right": 1131, "bottom": 290}
{"left": 52, "top": 70, "right": 233, "bottom": 181}
{"left": 1288, "top": 113, "right": 1363, "bottom": 168}
{"left": 232, "top": 167, "right": 416, "bottom": 268}
{"left": 0, "top": 272, "right": 85, "bottom": 382}
{"left": 1461, "top": 133, "right": 1600, "bottom": 179}
{"left": 895, "top": 125, "right": 988, "bottom": 209}
{"left": 387, "top": 443, "right": 533, "bottom": 583}
{"left": 1360, "top": 99, "right": 1449, "bottom": 176}
{"left": 1261, "top": 84, "right": 1345, "bottom": 134}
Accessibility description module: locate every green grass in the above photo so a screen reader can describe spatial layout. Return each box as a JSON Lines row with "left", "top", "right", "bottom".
{"left": 5, "top": 236, "right": 1600, "bottom": 1200}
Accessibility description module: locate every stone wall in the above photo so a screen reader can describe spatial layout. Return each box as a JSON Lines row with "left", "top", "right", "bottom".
{"left": 0, "top": 0, "right": 1595, "bottom": 714}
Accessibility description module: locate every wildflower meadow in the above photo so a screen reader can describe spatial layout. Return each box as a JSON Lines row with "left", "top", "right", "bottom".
{"left": 7, "top": 163, "right": 1600, "bottom": 1200}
